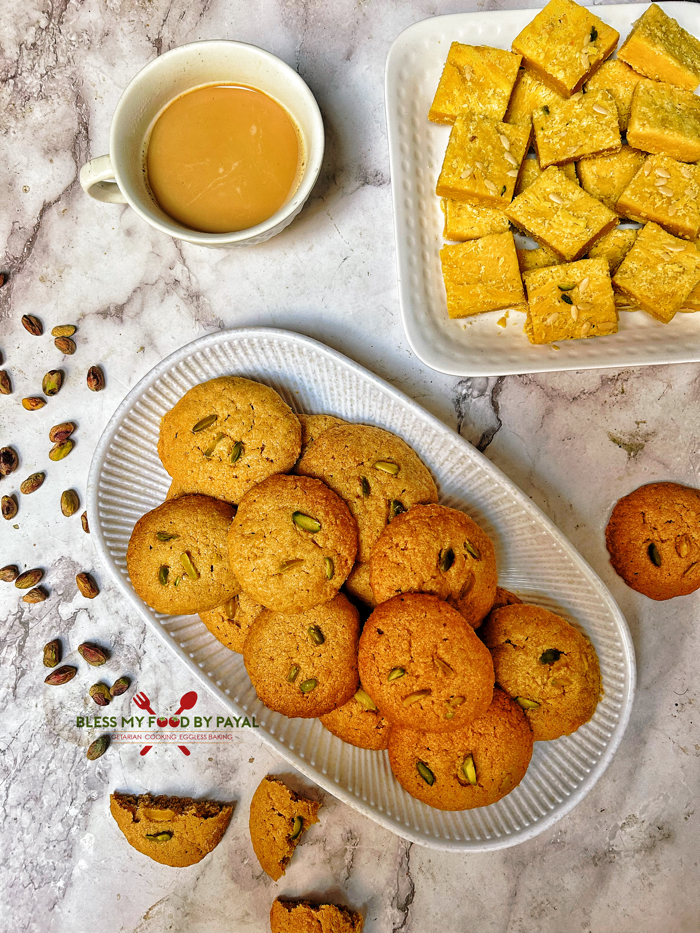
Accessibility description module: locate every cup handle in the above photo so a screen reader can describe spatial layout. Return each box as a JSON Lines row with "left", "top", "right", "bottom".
{"left": 79, "top": 154, "right": 127, "bottom": 204}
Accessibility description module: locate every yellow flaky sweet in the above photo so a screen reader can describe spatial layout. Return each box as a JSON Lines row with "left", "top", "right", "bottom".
{"left": 587, "top": 228, "right": 638, "bottom": 276}
{"left": 441, "top": 198, "right": 510, "bottom": 241}
{"left": 440, "top": 232, "right": 526, "bottom": 318}
{"left": 616, "top": 153, "right": 700, "bottom": 240}
{"left": 627, "top": 81, "right": 700, "bottom": 163}
{"left": 514, "top": 158, "right": 577, "bottom": 198}
{"left": 577, "top": 146, "right": 646, "bottom": 214}
{"left": 585, "top": 59, "right": 649, "bottom": 133}
{"left": 516, "top": 246, "right": 561, "bottom": 275}
{"left": 532, "top": 89, "right": 621, "bottom": 168}
{"left": 511, "top": 0, "right": 619, "bottom": 97}
{"left": 612, "top": 222, "right": 700, "bottom": 323}
{"left": 504, "top": 68, "right": 566, "bottom": 126}
{"left": 436, "top": 114, "right": 530, "bottom": 208}
{"left": 506, "top": 166, "right": 618, "bottom": 262}
{"left": 617, "top": 3, "right": 700, "bottom": 92}
{"left": 429, "top": 43, "right": 522, "bottom": 124}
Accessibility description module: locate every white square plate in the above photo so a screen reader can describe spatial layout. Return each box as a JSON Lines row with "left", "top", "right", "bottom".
{"left": 386, "top": 2, "right": 700, "bottom": 376}
{"left": 88, "top": 328, "right": 635, "bottom": 851}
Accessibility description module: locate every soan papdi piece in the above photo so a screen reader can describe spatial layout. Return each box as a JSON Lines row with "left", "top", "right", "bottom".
{"left": 440, "top": 232, "right": 526, "bottom": 319}
{"left": 627, "top": 81, "right": 700, "bottom": 163}
{"left": 429, "top": 43, "right": 522, "bottom": 124}
{"left": 441, "top": 198, "right": 510, "bottom": 242}
{"left": 617, "top": 3, "right": 700, "bottom": 92}
{"left": 615, "top": 154, "right": 700, "bottom": 240}
{"left": 249, "top": 776, "right": 320, "bottom": 881}
{"left": 576, "top": 146, "right": 646, "bottom": 215}
{"left": 585, "top": 59, "right": 649, "bottom": 133}
{"left": 532, "top": 90, "right": 621, "bottom": 169}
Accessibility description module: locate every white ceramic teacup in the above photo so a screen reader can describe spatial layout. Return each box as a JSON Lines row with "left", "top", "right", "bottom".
{"left": 79, "top": 41, "right": 325, "bottom": 248}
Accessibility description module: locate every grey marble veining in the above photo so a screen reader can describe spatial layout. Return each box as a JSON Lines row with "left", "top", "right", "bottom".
{"left": 1, "top": 0, "right": 698, "bottom": 931}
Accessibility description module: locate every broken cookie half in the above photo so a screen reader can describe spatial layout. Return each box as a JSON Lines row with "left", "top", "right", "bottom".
{"left": 249, "top": 776, "right": 321, "bottom": 881}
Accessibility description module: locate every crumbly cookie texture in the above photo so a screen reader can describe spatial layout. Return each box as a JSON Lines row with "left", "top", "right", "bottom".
{"left": 270, "top": 899, "right": 364, "bottom": 933}
{"left": 320, "top": 686, "right": 392, "bottom": 750}
{"left": 369, "top": 503, "right": 498, "bottom": 629}
{"left": 358, "top": 594, "right": 494, "bottom": 734}
{"left": 199, "top": 591, "right": 264, "bottom": 653}
{"left": 296, "top": 423, "right": 438, "bottom": 563}
{"left": 605, "top": 481, "right": 700, "bottom": 600}
{"left": 158, "top": 376, "right": 301, "bottom": 504}
{"left": 480, "top": 604, "right": 602, "bottom": 741}
{"left": 228, "top": 474, "right": 358, "bottom": 613}
{"left": 388, "top": 689, "right": 533, "bottom": 810}
{"left": 617, "top": 2, "right": 700, "bottom": 91}
{"left": 110, "top": 792, "right": 233, "bottom": 867}
{"left": 243, "top": 594, "right": 360, "bottom": 718}
{"left": 429, "top": 43, "right": 522, "bottom": 124}
{"left": 126, "top": 494, "right": 239, "bottom": 615}
{"left": 249, "top": 776, "right": 320, "bottom": 881}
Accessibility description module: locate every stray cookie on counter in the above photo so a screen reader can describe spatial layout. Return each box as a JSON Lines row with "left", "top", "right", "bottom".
{"left": 270, "top": 898, "right": 364, "bottom": 933}
{"left": 249, "top": 776, "right": 320, "bottom": 881}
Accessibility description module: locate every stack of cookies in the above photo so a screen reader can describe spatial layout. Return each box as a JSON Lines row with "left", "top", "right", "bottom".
{"left": 126, "top": 375, "right": 603, "bottom": 813}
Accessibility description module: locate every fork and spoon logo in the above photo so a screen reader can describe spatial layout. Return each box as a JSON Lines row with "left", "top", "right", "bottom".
{"left": 134, "top": 689, "right": 198, "bottom": 757}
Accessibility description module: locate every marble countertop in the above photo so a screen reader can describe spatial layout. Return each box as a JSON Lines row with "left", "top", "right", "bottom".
{"left": 1, "top": 0, "right": 698, "bottom": 931}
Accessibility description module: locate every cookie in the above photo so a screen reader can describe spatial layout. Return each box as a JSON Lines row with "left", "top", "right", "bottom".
{"left": 480, "top": 603, "right": 602, "bottom": 741}
{"left": 388, "top": 689, "right": 533, "bottom": 811}
{"left": 296, "top": 423, "right": 438, "bottom": 563}
{"left": 166, "top": 479, "right": 231, "bottom": 503}
{"left": 296, "top": 413, "right": 347, "bottom": 462}
{"left": 369, "top": 503, "right": 498, "bottom": 629}
{"left": 199, "top": 591, "right": 264, "bottom": 653}
{"left": 110, "top": 792, "right": 233, "bottom": 867}
{"left": 358, "top": 594, "right": 494, "bottom": 733}
{"left": 126, "top": 495, "right": 239, "bottom": 615}
{"left": 343, "top": 562, "right": 377, "bottom": 609}
{"left": 270, "top": 899, "right": 364, "bottom": 933}
{"left": 228, "top": 474, "right": 358, "bottom": 613}
{"left": 319, "top": 686, "right": 392, "bottom": 750}
{"left": 249, "top": 776, "right": 320, "bottom": 881}
{"left": 605, "top": 481, "right": 700, "bottom": 600}
{"left": 158, "top": 376, "right": 301, "bottom": 504}
{"left": 243, "top": 594, "right": 360, "bottom": 718}
{"left": 490, "top": 586, "right": 522, "bottom": 610}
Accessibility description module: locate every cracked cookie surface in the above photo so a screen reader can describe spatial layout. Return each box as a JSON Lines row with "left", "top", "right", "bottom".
{"left": 199, "top": 591, "right": 264, "bottom": 653}
{"left": 249, "top": 776, "right": 320, "bottom": 881}
{"left": 320, "top": 687, "right": 392, "bottom": 750}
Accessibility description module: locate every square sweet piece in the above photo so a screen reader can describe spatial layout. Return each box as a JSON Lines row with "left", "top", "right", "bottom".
{"left": 441, "top": 198, "right": 510, "bottom": 241}
{"left": 504, "top": 68, "right": 566, "bottom": 126}
{"left": 516, "top": 245, "right": 561, "bottom": 274}
{"left": 533, "top": 90, "right": 621, "bottom": 168}
{"left": 612, "top": 222, "right": 700, "bottom": 323}
{"left": 627, "top": 81, "right": 700, "bottom": 163}
{"left": 440, "top": 232, "right": 526, "bottom": 318}
{"left": 523, "top": 257, "right": 618, "bottom": 344}
{"left": 429, "top": 43, "right": 522, "bottom": 124}
{"left": 577, "top": 146, "right": 647, "bottom": 214}
{"left": 511, "top": 0, "right": 619, "bottom": 98}
{"left": 514, "top": 157, "right": 577, "bottom": 197}
{"left": 585, "top": 59, "right": 648, "bottom": 132}
{"left": 587, "top": 228, "right": 638, "bottom": 276}
{"left": 506, "top": 166, "right": 618, "bottom": 261}
{"left": 616, "top": 153, "right": 700, "bottom": 240}
{"left": 436, "top": 114, "right": 531, "bottom": 207}
{"left": 617, "top": 3, "right": 700, "bottom": 92}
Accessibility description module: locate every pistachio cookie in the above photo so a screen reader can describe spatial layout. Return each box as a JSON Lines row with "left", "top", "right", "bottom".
{"left": 249, "top": 776, "right": 321, "bottom": 881}
{"left": 270, "top": 899, "right": 364, "bottom": 933}
{"left": 605, "top": 481, "right": 700, "bottom": 600}
{"left": 243, "top": 594, "right": 360, "bottom": 718}
{"left": 126, "top": 495, "right": 239, "bottom": 615}
{"left": 491, "top": 587, "right": 523, "bottom": 610}
{"left": 158, "top": 376, "right": 301, "bottom": 504}
{"left": 370, "top": 503, "right": 498, "bottom": 629}
{"left": 481, "top": 604, "right": 602, "bottom": 741}
{"left": 199, "top": 592, "right": 264, "bottom": 653}
{"left": 319, "top": 686, "right": 392, "bottom": 750}
{"left": 358, "top": 594, "right": 494, "bottom": 733}
{"left": 110, "top": 792, "right": 233, "bottom": 867}
{"left": 295, "top": 413, "right": 348, "bottom": 463}
{"left": 388, "top": 689, "right": 533, "bottom": 811}
{"left": 296, "top": 424, "right": 438, "bottom": 563}
{"left": 228, "top": 474, "right": 358, "bottom": 613}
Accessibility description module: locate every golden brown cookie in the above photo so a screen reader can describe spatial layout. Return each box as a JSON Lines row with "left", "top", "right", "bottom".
{"left": 319, "top": 686, "right": 392, "bottom": 750}
{"left": 249, "top": 776, "right": 320, "bottom": 881}
{"left": 158, "top": 376, "right": 301, "bottom": 504}
{"left": 228, "top": 474, "right": 358, "bottom": 613}
{"left": 491, "top": 586, "right": 523, "bottom": 610}
{"left": 296, "top": 413, "right": 348, "bottom": 462}
{"left": 480, "top": 603, "right": 602, "bottom": 741}
{"left": 110, "top": 792, "right": 233, "bottom": 867}
{"left": 388, "top": 689, "right": 533, "bottom": 811}
{"left": 296, "top": 424, "right": 438, "bottom": 563}
{"left": 605, "top": 481, "right": 700, "bottom": 600}
{"left": 358, "top": 594, "right": 494, "bottom": 733}
{"left": 126, "top": 495, "right": 239, "bottom": 615}
{"left": 243, "top": 594, "right": 360, "bottom": 718}
{"left": 369, "top": 504, "right": 498, "bottom": 629}
{"left": 199, "top": 591, "right": 264, "bottom": 653}
{"left": 343, "top": 562, "right": 377, "bottom": 609}
{"left": 270, "top": 899, "right": 364, "bottom": 933}
{"left": 166, "top": 479, "right": 232, "bottom": 503}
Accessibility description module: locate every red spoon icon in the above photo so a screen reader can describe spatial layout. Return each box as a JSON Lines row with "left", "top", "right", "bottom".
{"left": 174, "top": 691, "right": 198, "bottom": 716}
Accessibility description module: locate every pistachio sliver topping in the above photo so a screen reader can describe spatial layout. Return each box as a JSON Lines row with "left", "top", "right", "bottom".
{"left": 354, "top": 687, "right": 377, "bottom": 711}
{"left": 389, "top": 499, "right": 406, "bottom": 520}
{"left": 387, "top": 667, "right": 406, "bottom": 682}
{"left": 461, "top": 754, "right": 477, "bottom": 786}
{"left": 287, "top": 665, "right": 300, "bottom": 683}
{"left": 292, "top": 511, "right": 321, "bottom": 533}
{"left": 180, "top": 552, "right": 199, "bottom": 580}
{"left": 515, "top": 696, "right": 540, "bottom": 710}
{"left": 278, "top": 558, "right": 304, "bottom": 574}
{"left": 146, "top": 832, "right": 173, "bottom": 843}
{"left": 464, "top": 540, "right": 481, "bottom": 561}
{"left": 448, "top": 696, "right": 465, "bottom": 707}
{"left": 416, "top": 761, "right": 435, "bottom": 785}
{"left": 192, "top": 414, "right": 218, "bottom": 433}
{"left": 403, "top": 689, "right": 431, "bottom": 706}
{"left": 156, "top": 531, "right": 179, "bottom": 542}
{"left": 289, "top": 816, "right": 304, "bottom": 840}
{"left": 438, "top": 547, "right": 455, "bottom": 573}
{"left": 299, "top": 678, "right": 318, "bottom": 693}
{"left": 539, "top": 648, "right": 562, "bottom": 665}
{"left": 229, "top": 441, "right": 244, "bottom": 464}
{"left": 459, "top": 573, "right": 475, "bottom": 599}
{"left": 203, "top": 432, "right": 226, "bottom": 458}
{"left": 374, "top": 460, "right": 400, "bottom": 475}
{"left": 558, "top": 283, "right": 575, "bottom": 291}
{"left": 158, "top": 566, "right": 169, "bottom": 586}
{"left": 324, "top": 557, "right": 334, "bottom": 580}
{"left": 360, "top": 476, "right": 370, "bottom": 497}
{"left": 434, "top": 657, "right": 454, "bottom": 676}
{"left": 308, "top": 625, "right": 325, "bottom": 646}
{"left": 444, "top": 709, "right": 456, "bottom": 720}
{"left": 648, "top": 542, "right": 662, "bottom": 567}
